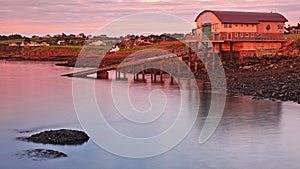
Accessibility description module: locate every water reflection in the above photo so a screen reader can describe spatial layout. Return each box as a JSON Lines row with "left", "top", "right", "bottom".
{"left": 0, "top": 62, "right": 300, "bottom": 169}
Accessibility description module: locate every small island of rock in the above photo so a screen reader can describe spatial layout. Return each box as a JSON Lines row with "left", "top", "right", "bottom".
{"left": 20, "top": 129, "right": 89, "bottom": 145}
{"left": 15, "top": 149, "right": 67, "bottom": 161}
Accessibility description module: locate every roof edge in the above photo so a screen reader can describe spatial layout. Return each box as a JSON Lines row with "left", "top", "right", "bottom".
{"left": 195, "top": 10, "right": 288, "bottom": 23}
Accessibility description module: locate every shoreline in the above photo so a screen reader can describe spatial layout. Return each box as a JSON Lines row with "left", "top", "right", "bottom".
{"left": 195, "top": 57, "right": 300, "bottom": 104}
{"left": 2, "top": 54, "right": 299, "bottom": 105}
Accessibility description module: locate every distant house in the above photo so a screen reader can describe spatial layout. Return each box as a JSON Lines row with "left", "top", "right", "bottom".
{"left": 87, "top": 35, "right": 93, "bottom": 39}
{"left": 193, "top": 10, "right": 288, "bottom": 57}
{"left": 109, "top": 45, "right": 120, "bottom": 53}
{"left": 286, "top": 23, "right": 300, "bottom": 34}
{"left": 57, "top": 40, "right": 66, "bottom": 45}
{"left": 69, "top": 34, "right": 76, "bottom": 38}
{"left": 53, "top": 34, "right": 62, "bottom": 38}
{"left": 9, "top": 41, "right": 50, "bottom": 47}
{"left": 88, "top": 40, "right": 106, "bottom": 46}
{"left": 28, "top": 42, "right": 40, "bottom": 46}
{"left": 43, "top": 35, "right": 51, "bottom": 38}
{"left": 99, "top": 34, "right": 107, "bottom": 39}
{"left": 75, "top": 33, "right": 85, "bottom": 38}
{"left": 40, "top": 42, "right": 50, "bottom": 46}
{"left": 9, "top": 43, "right": 19, "bottom": 46}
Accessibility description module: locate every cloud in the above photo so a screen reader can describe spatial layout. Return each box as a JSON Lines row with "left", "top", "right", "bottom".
{"left": 137, "top": 0, "right": 170, "bottom": 2}
{"left": 0, "top": 0, "right": 299, "bottom": 36}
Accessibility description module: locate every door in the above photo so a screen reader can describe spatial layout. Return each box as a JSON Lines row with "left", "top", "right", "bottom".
{"left": 227, "top": 33, "right": 232, "bottom": 40}
{"left": 202, "top": 25, "right": 212, "bottom": 40}
{"left": 214, "top": 34, "right": 220, "bottom": 40}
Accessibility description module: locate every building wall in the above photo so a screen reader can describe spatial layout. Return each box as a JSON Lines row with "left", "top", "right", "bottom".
{"left": 213, "top": 41, "right": 283, "bottom": 57}
{"left": 195, "top": 11, "right": 286, "bottom": 40}
{"left": 195, "top": 11, "right": 286, "bottom": 58}
{"left": 221, "top": 23, "right": 257, "bottom": 32}
{"left": 196, "top": 11, "right": 221, "bottom": 29}
{"left": 195, "top": 11, "right": 222, "bottom": 38}
{"left": 257, "top": 21, "right": 285, "bottom": 34}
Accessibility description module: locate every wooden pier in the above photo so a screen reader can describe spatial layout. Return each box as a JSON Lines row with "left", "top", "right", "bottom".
{"left": 62, "top": 41, "right": 221, "bottom": 84}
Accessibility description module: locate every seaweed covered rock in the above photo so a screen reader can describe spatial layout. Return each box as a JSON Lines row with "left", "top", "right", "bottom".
{"left": 15, "top": 149, "right": 67, "bottom": 161}
{"left": 21, "top": 129, "right": 89, "bottom": 145}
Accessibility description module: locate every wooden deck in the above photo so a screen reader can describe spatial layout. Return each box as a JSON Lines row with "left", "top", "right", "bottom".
{"left": 62, "top": 53, "right": 180, "bottom": 77}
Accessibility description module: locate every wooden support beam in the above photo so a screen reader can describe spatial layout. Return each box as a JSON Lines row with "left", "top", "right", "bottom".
{"left": 118, "top": 71, "right": 121, "bottom": 79}
{"left": 160, "top": 70, "right": 163, "bottom": 83}
{"left": 230, "top": 41, "right": 233, "bottom": 62}
{"left": 204, "top": 42, "right": 208, "bottom": 69}
{"left": 142, "top": 64, "right": 145, "bottom": 81}
{"left": 170, "top": 76, "right": 174, "bottom": 85}
{"left": 219, "top": 42, "right": 222, "bottom": 61}
{"left": 194, "top": 61, "right": 198, "bottom": 72}
{"left": 188, "top": 42, "right": 192, "bottom": 69}
{"left": 212, "top": 52, "right": 216, "bottom": 70}
{"left": 160, "top": 62, "right": 164, "bottom": 83}
{"left": 133, "top": 66, "right": 136, "bottom": 81}
{"left": 177, "top": 62, "right": 181, "bottom": 84}
{"left": 170, "top": 61, "right": 174, "bottom": 85}
{"left": 142, "top": 70, "right": 145, "bottom": 81}
{"left": 154, "top": 69, "right": 157, "bottom": 83}
{"left": 97, "top": 71, "right": 109, "bottom": 79}
{"left": 195, "top": 42, "right": 199, "bottom": 69}
{"left": 136, "top": 73, "right": 139, "bottom": 81}
{"left": 151, "top": 69, "right": 153, "bottom": 83}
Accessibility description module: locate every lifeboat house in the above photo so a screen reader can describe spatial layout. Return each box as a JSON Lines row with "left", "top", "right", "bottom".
{"left": 192, "top": 10, "right": 288, "bottom": 59}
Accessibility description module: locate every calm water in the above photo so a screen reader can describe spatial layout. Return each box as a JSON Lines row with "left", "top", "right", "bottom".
{"left": 0, "top": 61, "right": 300, "bottom": 169}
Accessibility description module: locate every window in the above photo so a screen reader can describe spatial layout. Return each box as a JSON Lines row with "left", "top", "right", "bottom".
{"left": 241, "top": 24, "right": 243, "bottom": 27}
{"left": 229, "top": 23, "right": 232, "bottom": 28}
{"left": 278, "top": 24, "right": 283, "bottom": 29}
{"left": 240, "top": 33, "right": 243, "bottom": 37}
{"left": 246, "top": 24, "right": 249, "bottom": 27}
{"left": 252, "top": 24, "right": 255, "bottom": 27}
{"left": 235, "top": 33, "right": 239, "bottom": 37}
{"left": 251, "top": 33, "right": 255, "bottom": 37}
{"left": 213, "top": 23, "right": 220, "bottom": 29}
{"left": 266, "top": 25, "right": 271, "bottom": 30}
{"left": 245, "top": 33, "right": 249, "bottom": 37}
{"left": 224, "top": 23, "right": 228, "bottom": 28}
{"left": 235, "top": 24, "right": 238, "bottom": 27}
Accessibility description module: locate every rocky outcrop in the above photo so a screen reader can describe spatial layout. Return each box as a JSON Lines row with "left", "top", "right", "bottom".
{"left": 195, "top": 57, "right": 300, "bottom": 104}
{"left": 19, "top": 129, "right": 89, "bottom": 145}
{"left": 277, "top": 38, "right": 300, "bottom": 57}
{"left": 15, "top": 149, "right": 67, "bottom": 161}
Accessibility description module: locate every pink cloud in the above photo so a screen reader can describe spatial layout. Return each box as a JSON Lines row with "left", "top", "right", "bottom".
{"left": 0, "top": 0, "right": 299, "bottom": 36}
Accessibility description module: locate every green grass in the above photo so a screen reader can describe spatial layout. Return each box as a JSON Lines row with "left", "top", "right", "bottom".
{"left": 0, "top": 38, "right": 25, "bottom": 45}
{"left": 26, "top": 46, "right": 83, "bottom": 52}
{"left": 285, "top": 34, "right": 300, "bottom": 38}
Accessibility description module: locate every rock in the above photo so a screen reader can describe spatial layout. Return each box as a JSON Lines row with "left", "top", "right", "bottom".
{"left": 256, "top": 90, "right": 263, "bottom": 96}
{"left": 15, "top": 149, "right": 67, "bottom": 161}
{"left": 18, "top": 129, "right": 89, "bottom": 145}
{"left": 243, "top": 65, "right": 252, "bottom": 70}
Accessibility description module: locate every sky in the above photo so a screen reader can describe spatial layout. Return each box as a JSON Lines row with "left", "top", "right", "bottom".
{"left": 0, "top": 0, "right": 299, "bottom": 37}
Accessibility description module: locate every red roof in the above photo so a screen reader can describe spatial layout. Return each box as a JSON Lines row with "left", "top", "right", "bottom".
{"left": 195, "top": 10, "right": 288, "bottom": 23}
